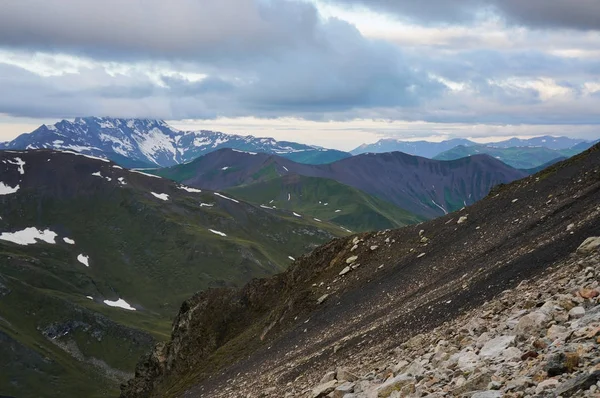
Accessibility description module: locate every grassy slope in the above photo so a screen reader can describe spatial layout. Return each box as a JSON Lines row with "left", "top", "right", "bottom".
{"left": 226, "top": 175, "right": 423, "bottom": 232}
{"left": 0, "top": 150, "right": 345, "bottom": 398}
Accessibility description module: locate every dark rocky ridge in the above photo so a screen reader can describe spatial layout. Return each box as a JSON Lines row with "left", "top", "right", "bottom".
{"left": 121, "top": 144, "right": 600, "bottom": 397}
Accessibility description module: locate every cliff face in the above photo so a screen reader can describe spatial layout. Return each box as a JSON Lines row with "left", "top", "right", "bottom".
{"left": 122, "top": 145, "right": 600, "bottom": 398}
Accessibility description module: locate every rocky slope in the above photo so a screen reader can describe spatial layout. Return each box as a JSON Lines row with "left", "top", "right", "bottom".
{"left": 120, "top": 146, "right": 600, "bottom": 397}
{"left": 0, "top": 117, "right": 350, "bottom": 167}
{"left": 155, "top": 148, "right": 527, "bottom": 219}
{"left": 0, "top": 149, "right": 345, "bottom": 398}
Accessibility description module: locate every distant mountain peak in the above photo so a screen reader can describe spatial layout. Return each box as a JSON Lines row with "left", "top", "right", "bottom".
{"left": 0, "top": 117, "right": 350, "bottom": 168}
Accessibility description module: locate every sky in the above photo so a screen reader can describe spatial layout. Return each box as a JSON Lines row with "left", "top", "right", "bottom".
{"left": 0, "top": 0, "right": 599, "bottom": 150}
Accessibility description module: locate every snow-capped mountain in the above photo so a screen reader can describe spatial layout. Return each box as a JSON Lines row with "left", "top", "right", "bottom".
{"left": 0, "top": 117, "right": 350, "bottom": 167}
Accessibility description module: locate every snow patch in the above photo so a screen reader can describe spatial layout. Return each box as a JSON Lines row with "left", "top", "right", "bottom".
{"left": 209, "top": 229, "right": 227, "bottom": 237}
{"left": 283, "top": 166, "right": 289, "bottom": 172}
{"left": 221, "top": 166, "right": 230, "bottom": 171}
{"left": 77, "top": 254, "right": 90, "bottom": 267}
{"left": 131, "top": 170, "right": 162, "bottom": 179}
{"left": 63, "top": 237, "right": 75, "bottom": 245}
{"left": 0, "top": 228, "right": 58, "bottom": 245}
{"left": 6, "top": 157, "right": 25, "bottom": 174}
{"left": 179, "top": 186, "right": 202, "bottom": 193}
{"left": 214, "top": 192, "right": 239, "bottom": 203}
{"left": 288, "top": 256, "right": 295, "bottom": 261}
{"left": 86, "top": 296, "right": 93, "bottom": 300}
{"left": 314, "top": 218, "right": 322, "bottom": 222}
{"left": 232, "top": 149, "right": 257, "bottom": 155}
{"left": 0, "top": 182, "right": 19, "bottom": 195}
{"left": 151, "top": 192, "right": 169, "bottom": 201}
{"left": 293, "top": 212, "right": 302, "bottom": 217}
{"left": 431, "top": 200, "right": 448, "bottom": 215}
{"left": 103, "top": 298, "right": 136, "bottom": 311}
{"left": 200, "top": 203, "right": 214, "bottom": 207}
{"left": 92, "top": 171, "right": 112, "bottom": 182}
{"left": 118, "top": 177, "right": 127, "bottom": 185}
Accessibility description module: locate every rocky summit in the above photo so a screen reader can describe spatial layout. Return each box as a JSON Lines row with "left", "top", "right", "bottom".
{"left": 120, "top": 145, "right": 600, "bottom": 398}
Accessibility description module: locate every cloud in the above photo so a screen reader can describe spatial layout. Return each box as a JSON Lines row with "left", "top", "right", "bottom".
{"left": 325, "top": 0, "right": 600, "bottom": 30}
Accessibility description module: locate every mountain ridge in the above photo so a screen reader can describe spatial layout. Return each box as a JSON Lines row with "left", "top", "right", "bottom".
{"left": 121, "top": 143, "right": 600, "bottom": 398}
{"left": 155, "top": 148, "right": 528, "bottom": 219}
{"left": 0, "top": 117, "right": 351, "bottom": 167}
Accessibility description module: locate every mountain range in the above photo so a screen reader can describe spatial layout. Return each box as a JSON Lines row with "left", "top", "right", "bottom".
{"left": 0, "top": 117, "right": 350, "bottom": 168}
{"left": 351, "top": 136, "right": 597, "bottom": 162}
{"left": 155, "top": 148, "right": 527, "bottom": 219}
{"left": 0, "top": 150, "right": 349, "bottom": 398}
{"left": 121, "top": 143, "right": 600, "bottom": 398}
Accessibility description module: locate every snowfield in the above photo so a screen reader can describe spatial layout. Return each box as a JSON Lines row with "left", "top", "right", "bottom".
{"left": 103, "top": 298, "right": 136, "bottom": 311}
{"left": 214, "top": 193, "right": 239, "bottom": 203}
{"left": 151, "top": 192, "right": 170, "bottom": 201}
{"left": 0, "top": 182, "right": 19, "bottom": 195}
{"left": 0, "top": 228, "right": 58, "bottom": 245}
{"left": 179, "top": 186, "right": 202, "bottom": 193}
{"left": 77, "top": 254, "right": 90, "bottom": 267}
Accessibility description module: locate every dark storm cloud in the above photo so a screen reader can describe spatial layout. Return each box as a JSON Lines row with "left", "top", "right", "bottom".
{"left": 0, "top": 0, "right": 321, "bottom": 62}
{"left": 327, "top": 0, "right": 600, "bottom": 30}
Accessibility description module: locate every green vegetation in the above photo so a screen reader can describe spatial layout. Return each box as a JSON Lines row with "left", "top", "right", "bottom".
{"left": 0, "top": 152, "right": 345, "bottom": 397}
{"left": 227, "top": 175, "right": 423, "bottom": 232}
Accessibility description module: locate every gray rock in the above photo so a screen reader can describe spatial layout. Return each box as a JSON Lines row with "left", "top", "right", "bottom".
{"left": 312, "top": 380, "right": 337, "bottom": 397}
{"left": 568, "top": 306, "right": 585, "bottom": 319}
{"left": 471, "top": 391, "right": 502, "bottom": 398}
{"left": 576, "top": 237, "right": 600, "bottom": 254}
{"left": 346, "top": 256, "right": 358, "bottom": 264}
{"left": 479, "top": 336, "right": 515, "bottom": 360}
{"left": 514, "top": 312, "right": 547, "bottom": 340}
{"left": 376, "top": 375, "right": 415, "bottom": 397}
{"left": 554, "top": 370, "right": 600, "bottom": 397}
{"left": 457, "top": 351, "right": 480, "bottom": 372}
{"left": 337, "top": 368, "right": 358, "bottom": 382}
{"left": 320, "top": 371, "right": 336, "bottom": 384}
{"left": 333, "top": 382, "right": 355, "bottom": 398}
{"left": 501, "top": 347, "right": 522, "bottom": 361}
{"left": 339, "top": 267, "right": 351, "bottom": 276}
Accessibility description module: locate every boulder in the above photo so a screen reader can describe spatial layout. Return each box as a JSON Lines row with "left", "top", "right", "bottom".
{"left": 554, "top": 370, "right": 600, "bottom": 397}
{"left": 320, "top": 371, "right": 336, "bottom": 384}
{"left": 336, "top": 368, "right": 358, "bottom": 382}
{"left": 376, "top": 375, "right": 416, "bottom": 397}
{"left": 471, "top": 391, "right": 502, "bottom": 398}
{"left": 479, "top": 335, "right": 515, "bottom": 360}
{"left": 568, "top": 306, "right": 585, "bottom": 320}
{"left": 514, "top": 312, "right": 547, "bottom": 340}
{"left": 339, "top": 267, "right": 351, "bottom": 276}
{"left": 576, "top": 237, "right": 600, "bottom": 254}
{"left": 333, "top": 382, "right": 355, "bottom": 398}
{"left": 312, "top": 380, "right": 337, "bottom": 398}
{"left": 457, "top": 351, "right": 480, "bottom": 372}
{"left": 346, "top": 256, "right": 358, "bottom": 264}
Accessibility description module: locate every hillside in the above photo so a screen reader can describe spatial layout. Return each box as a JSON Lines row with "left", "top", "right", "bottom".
{"left": 155, "top": 148, "right": 527, "bottom": 219}
{"left": 121, "top": 144, "right": 600, "bottom": 398}
{"left": 0, "top": 150, "right": 345, "bottom": 398}
{"left": 0, "top": 117, "right": 350, "bottom": 167}
{"left": 433, "top": 144, "right": 584, "bottom": 169}
{"left": 226, "top": 174, "right": 424, "bottom": 232}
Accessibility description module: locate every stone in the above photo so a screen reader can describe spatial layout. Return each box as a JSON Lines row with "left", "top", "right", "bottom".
{"left": 339, "top": 267, "right": 351, "bottom": 276}
{"left": 568, "top": 306, "right": 585, "bottom": 319}
{"left": 376, "top": 375, "right": 415, "bottom": 397}
{"left": 576, "top": 237, "right": 600, "bottom": 254}
{"left": 535, "top": 378, "right": 559, "bottom": 394}
{"left": 312, "top": 380, "right": 337, "bottom": 397}
{"left": 545, "top": 352, "right": 579, "bottom": 376}
{"left": 320, "top": 371, "right": 337, "bottom": 384}
{"left": 554, "top": 371, "right": 600, "bottom": 397}
{"left": 471, "top": 391, "right": 502, "bottom": 398}
{"left": 457, "top": 351, "right": 480, "bottom": 372}
{"left": 457, "top": 216, "right": 468, "bottom": 224}
{"left": 337, "top": 369, "right": 358, "bottom": 382}
{"left": 502, "top": 347, "right": 522, "bottom": 361}
{"left": 403, "top": 360, "right": 425, "bottom": 378}
{"left": 547, "top": 325, "right": 570, "bottom": 342}
{"left": 479, "top": 335, "right": 515, "bottom": 360}
{"left": 317, "top": 294, "right": 329, "bottom": 305}
{"left": 579, "top": 288, "right": 599, "bottom": 299}
{"left": 333, "top": 382, "right": 355, "bottom": 398}
{"left": 346, "top": 256, "right": 358, "bottom": 264}
{"left": 370, "top": 245, "right": 379, "bottom": 251}
{"left": 514, "top": 312, "right": 547, "bottom": 340}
